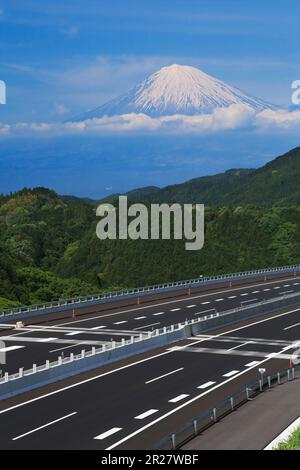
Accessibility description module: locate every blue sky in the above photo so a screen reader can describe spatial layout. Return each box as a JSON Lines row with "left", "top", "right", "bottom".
{"left": 0, "top": 1, "right": 299, "bottom": 197}
{"left": 0, "top": 0, "right": 299, "bottom": 123}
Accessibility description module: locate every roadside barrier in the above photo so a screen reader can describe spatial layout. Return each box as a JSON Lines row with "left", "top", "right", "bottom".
{"left": 0, "top": 290, "right": 300, "bottom": 400}
{"left": 1, "top": 264, "right": 299, "bottom": 323}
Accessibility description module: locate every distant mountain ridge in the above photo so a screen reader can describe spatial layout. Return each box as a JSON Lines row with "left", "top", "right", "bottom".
{"left": 69, "top": 64, "right": 276, "bottom": 121}
{"left": 102, "top": 146, "right": 300, "bottom": 206}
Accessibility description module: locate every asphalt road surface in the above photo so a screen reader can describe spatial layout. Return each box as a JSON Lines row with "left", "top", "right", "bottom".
{"left": 0, "top": 276, "right": 299, "bottom": 375}
{"left": 0, "top": 290, "right": 299, "bottom": 449}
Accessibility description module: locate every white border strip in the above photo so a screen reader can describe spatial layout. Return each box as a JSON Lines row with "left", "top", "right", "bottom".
{"left": 264, "top": 416, "right": 300, "bottom": 450}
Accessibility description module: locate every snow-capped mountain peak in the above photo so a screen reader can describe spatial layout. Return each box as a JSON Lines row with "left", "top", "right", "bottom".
{"left": 70, "top": 64, "right": 276, "bottom": 121}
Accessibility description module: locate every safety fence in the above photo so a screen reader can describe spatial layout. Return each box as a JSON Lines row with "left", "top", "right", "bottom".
{"left": 154, "top": 364, "right": 300, "bottom": 450}
{"left": 1, "top": 264, "right": 299, "bottom": 322}
{"left": 1, "top": 290, "right": 300, "bottom": 400}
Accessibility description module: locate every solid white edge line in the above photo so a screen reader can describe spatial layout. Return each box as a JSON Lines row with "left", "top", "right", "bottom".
{"left": 1, "top": 305, "right": 300, "bottom": 418}
{"left": 106, "top": 341, "right": 296, "bottom": 450}
{"left": 54, "top": 275, "right": 300, "bottom": 327}
{"left": 12, "top": 412, "right": 77, "bottom": 440}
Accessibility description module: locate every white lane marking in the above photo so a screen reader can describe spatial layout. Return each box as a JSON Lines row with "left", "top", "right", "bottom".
{"left": 195, "top": 308, "right": 215, "bottom": 315}
{"left": 252, "top": 290, "right": 260, "bottom": 293}
{"left": 134, "top": 316, "right": 147, "bottom": 320}
{"left": 170, "top": 308, "right": 180, "bottom": 312}
{"left": 240, "top": 293, "right": 248, "bottom": 296}
{"left": 168, "top": 394, "right": 189, "bottom": 403}
{"left": 197, "top": 381, "right": 216, "bottom": 389}
{"left": 241, "top": 298, "right": 257, "bottom": 304}
{"left": 215, "top": 298, "right": 224, "bottom": 302}
{"left": 153, "top": 312, "right": 164, "bottom": 316}
{"left": 0, "top": 345, "right": 24, "bottom": 353}
{"left": 223, "top": 370, "right": 239, "bottom": 377}
{"left": 279, "top": 290, "right": 294, "bottom": 295}
{"left": 94, "top": 427, "right": 122, "bottom": 440}
{"left": 263, "top": 288, "right": 271, "bottom": 291}
{"left": 201, "top": 301, "right": 210, "bottom": 305}
{"left": 273, "top": 287, "right": 280, "bottom": 289}
{"left": 106, "top": 341, "right": 296, "bottom": 450}
{"left": 293, "top": 282, "right": 299, "bottom": 286}
{"left": 113, "top": 321, "right": 127, "bottom": 325}
{"left": 284, "top": 284, "right": 290, "bottom": 287}
{"left": 2, "top": 306, "right": 300, "bottom": 419}
{"left": 145, "top": 367, "right": 184, "bottom": 384}
{"left": 49, "top": 342, "right": 86, "bottom": 353}
{"left": 55, "top": 276, "right": 298, "bottom": 327}
{"left": 38, "top": 337, "right": 57, "bottom": 343}
{"left": 284, "top": 322, "right": 300, "bottom": 331}
{"left": 245, "top": 361, "right": 260, "bottom": 367}
{"left": 133, "top": 323, "right": 160, "bottom": 331}
{"left": 226, "top": 342, "right": 251, "bottom": 352}
{"left": 91, "top": 326, "right": 106, "bottom": 330}
{"left": 134, "top": 409, "right": 158, "bottom": 420}
{"left": 12, "top": 412, "right": 77, "bottom": 441}
{"left": 186, "top": 305, "right": 196, "bottom": 308}
{"left": 65, "top": 331, "right": 82, "bottom": 336}
{"left": 228, "top": 296, "right": 236, "bottom": 299}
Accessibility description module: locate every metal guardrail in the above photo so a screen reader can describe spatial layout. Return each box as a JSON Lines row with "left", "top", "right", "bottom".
{"left": 154, "top": 364, "right": 300, "bottom": 450}
{"left": 1, "top": 264, "right": 300, "bottom": 319}
{"left": 1, "top": 290, "right": 300, "bottom": 388}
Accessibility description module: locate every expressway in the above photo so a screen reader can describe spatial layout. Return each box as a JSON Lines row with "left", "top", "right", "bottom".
{"left": 0, "top": 282, "right": 300, "bottom": 449}
{"left": 0, "top": 276, "right": 299, "bottom": 375}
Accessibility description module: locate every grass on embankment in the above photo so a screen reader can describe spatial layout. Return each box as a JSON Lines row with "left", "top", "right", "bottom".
{"left": 275, "top": 427, "right": 300, "bottom": 450}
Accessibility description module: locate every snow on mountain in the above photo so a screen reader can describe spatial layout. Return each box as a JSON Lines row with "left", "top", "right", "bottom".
{"left": 69, "top": 64, "right": 276, "bottom": 121}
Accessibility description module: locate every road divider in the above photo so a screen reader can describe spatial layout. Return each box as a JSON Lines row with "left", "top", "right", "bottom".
{"left": 1, "top": 290, "right": 300, "bottom": 400}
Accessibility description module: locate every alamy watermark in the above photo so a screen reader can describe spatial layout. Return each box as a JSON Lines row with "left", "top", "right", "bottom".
{"left": 0, "top": 340, "right": 6, "bottom": 365}
{"left": 96, "top": 196, "right": 204, "bottom": 251}
{"left": 291, "top": 80, "right": 300, "bottom": 105}
{"left": 0, "top": 80, "right": 6, "bottom": 105}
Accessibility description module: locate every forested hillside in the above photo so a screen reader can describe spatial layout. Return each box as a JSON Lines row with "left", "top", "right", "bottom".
{"left": 1, "top": 185, "right": 300, "bottom": 309}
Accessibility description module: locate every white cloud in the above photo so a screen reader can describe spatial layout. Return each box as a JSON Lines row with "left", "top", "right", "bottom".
{"left": 1, "top": 105, "right": 300, "bottom": 139}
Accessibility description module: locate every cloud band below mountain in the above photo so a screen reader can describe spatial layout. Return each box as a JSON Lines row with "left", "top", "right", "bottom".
{"left": 1, "top": 104, "right": 300, "bottom": 138}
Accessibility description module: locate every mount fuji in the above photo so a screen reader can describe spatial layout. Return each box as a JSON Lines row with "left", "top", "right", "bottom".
{"left": 70, "top": 64, "right": 276, "bottom": 121}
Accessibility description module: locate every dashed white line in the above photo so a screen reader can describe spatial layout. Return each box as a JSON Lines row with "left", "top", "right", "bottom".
{"left": 134, "top": 316, "right": 147, "bottom": 320}
{"left": 240, "top": 293, "right": 249, "bottom": 296}
{"left": 197, "top": 381, "right": 216, "bottom": 389}
{"left": 215, "top": 298, "right": 224, "bottom": 302}
{"left": 91, "top": 326, "right": 106, "bottom": 330}
{"left": 12, "top": 412, "right": 77, "bottom": 441}
{"left": 65, "top": 331, "right": 82, "bottom": 336}
{"left": 94, "top": 427, "right": 122, "bottom": 440}
{"left": 113, "top": 321, "right": 127, "bottom": 325}
{"left": 226, "top": 341, "right": 251, "bottom": 352}
{"left": 263, "top": 288, "right": 271, "bottom": 291}
{"left": 145, "top": 368, "right": 184, "bottom": 384}
{"left": 186, "top": 305, "right": 196, "bottom": 308}
{"left": 0, "top": 345, "right": 24, "bottom": 353}
{"left": 245, "top": 361, "right": 260, "bottom": 367}
{"left": 168, "top": 394, "right": 190, "bottom": 403}
{"left": 153, "top": 312, "right": 164, "bottom": 316}
{"left": 134, "top": 409, "right": 159, "bottom": 420}
{"left": 201, "top": 301, "right": 211, "bottom": 305}
{"left": 38, "top": 337, "right": 57, "bottom": 343}
{"left": 170, "top": 308, "right": 181, "bottom": 312}
{"left": 223, "top": 370, "right": 239, "bottom": 378}
{"left": 284, "top": 322, "right": 300, "bottom": 331}
{"left": 133, "top": 322, "right": 160, "bottom": 331}
{"left": 228, "top": 296, "right": 237, "bottom": 299}
{"left": 252, "top": 290, "right": 260, "bottom": 293}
